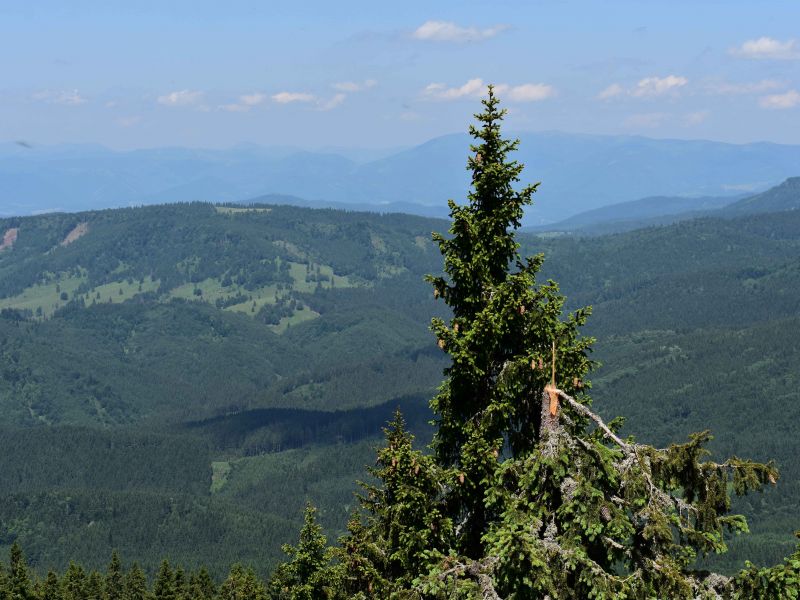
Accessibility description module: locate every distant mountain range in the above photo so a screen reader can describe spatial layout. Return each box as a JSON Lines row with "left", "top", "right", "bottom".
{"left": 530, "top": 176, "right": 800, "bottom": 235}
{"left": 3, "top": 132, "right": 800, "bottom": 223}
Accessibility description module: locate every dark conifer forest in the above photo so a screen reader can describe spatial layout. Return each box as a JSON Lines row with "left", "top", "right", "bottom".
{"left": 1, "top": 93, "right": 799, "bottom": 597}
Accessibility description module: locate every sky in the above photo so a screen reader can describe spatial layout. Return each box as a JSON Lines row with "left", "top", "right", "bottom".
{"left": 1, "top": 0, "right": 799, "bottom": 150}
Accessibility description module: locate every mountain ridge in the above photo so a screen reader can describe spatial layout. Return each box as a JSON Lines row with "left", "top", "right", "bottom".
{"left": 4, "top": 132, "right": 800, "bottom": 223}
{"left": 528, "top": 176, "right": 800, "bottom": 235}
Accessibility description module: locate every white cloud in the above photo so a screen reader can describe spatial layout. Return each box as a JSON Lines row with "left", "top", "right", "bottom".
{"left": 267, "top": 91, "right": 348, "bottom": 111}
{"left": 423, "top": 78, "right": 554, "bottom": 102}
{"left": 413, "top": 20, "right": 508, "bottom": 42}
{"left": 597, "top": 83, "right": 624, "bottom": 100}
{"left": 631, "top": 75, "right": 688, "bottom": 97}
{"left": 272, "top": 91, "right": 315, "bottom": 104}
{"left": 32, "top": 89, "right": 87, "bottom": 105}
{"left": 157, "top": 90, "right": 203, "bottom": 106}
{"left": 597, "top": 76, "right": 688, "bottom": 101}
{"left": 219, "top": 92, "right": 269, "bottom": 113}
{"left": 318, "top": 93, "right": 346, "bottom": 111}
{"left": 332, "top": 79, "right": 377, "bottom": 92}
{"left": 759, "top": 90, "right": 800, "bottom": 109}
{"left": 706, "top": 79, "right": 784, "bottom": 95}
{"left": 730, "top": 37, "right": 799, "bottom": 60}
{"left": 240, "top": 93, "right": 268, "bottom": 106}
{"left": 424, "top": 78, "right": 485, "bottom": 100}
{"left": 495, "top": 83, "right": 555, "bottom": 102}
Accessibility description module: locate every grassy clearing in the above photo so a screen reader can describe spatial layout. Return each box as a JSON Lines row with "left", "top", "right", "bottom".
{"left": 169, "top": 278, "right": 232, "bottom": 303}
{"left": 0, "top": 259, "right": 353, "bottom": 327}
{"left": 271, "top": 306, "right": 320, "bottom": 334}
{"left": 210, "top": 460, "right": 233, "bottom": 493}
{"left": 225, "top": 262, "right": 353, "bottom": 327}
{"left": 0, "top": 273, "right": 163, "bottom": 318}
{"left": 287, "top": 261, "right": 352, "bottom": 292}
{"left": 84, "top": 276, "right": 159, "bottom": 306}
{"left": 225, "top": 284, "right": 281, "bottom": 314}
{"left": 0, "top": 271, "right": 87, "bottom": 318}
{"left": 169, "top": 262, "right": 353, "bottom": 316}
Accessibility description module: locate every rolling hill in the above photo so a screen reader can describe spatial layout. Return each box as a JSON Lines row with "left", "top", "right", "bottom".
{"left": 722, "top": 176, "right": 800, "bottom": 216}
{"left": 525, "top": 193, "right": 742, "bottom": 235}
{"left": 529, "top": 176, "right": 800, "bottom": 235}
{"left": 0, "top": 194, "right": 799, "bottom": 575}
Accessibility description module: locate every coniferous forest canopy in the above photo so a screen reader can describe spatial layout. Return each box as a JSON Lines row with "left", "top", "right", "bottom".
{"left": 0, "top": 93, "right": 799, "bottom": 597}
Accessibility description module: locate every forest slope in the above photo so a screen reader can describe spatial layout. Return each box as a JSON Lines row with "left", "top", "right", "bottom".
{"left": 0, "top": 199, "right": 798, "bottom": 575}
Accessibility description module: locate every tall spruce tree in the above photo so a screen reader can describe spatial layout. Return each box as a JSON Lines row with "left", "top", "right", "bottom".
{"left": 426, "top": 85, "right": 593, "bottom": 561}
{"left": 6, "top": 543, "right": 35, "bottom": 600}
{"left": 270, "top": 503, "right": 337, "bottom": 599}
{"left": 122, "top": 563, "right": 148, "bottom": 600}
{"left": 85, "top": 571, "right": 105, "bottom": 600}
{"left": 40, "top": 571, "right": 62, "bottom": 600}
{"left": 187, "top": 568, "right": 215, "bottom": 600}
{"left": 323, "top": 86, "right": 799, "bottom": 599}
{"left": 105, "top": 552, "right": 123, "bottom": 600}
{"left": 218, "top": 565, "right": 268, "bottom": 600}
{"left": 151, "top": 561, "right": 174, "bottom": 600}
{"left": 61, "top": 563, "right": 87, "bottom": 600}
{"left": 340, "top": 412, "right": 450, "bottom": 597}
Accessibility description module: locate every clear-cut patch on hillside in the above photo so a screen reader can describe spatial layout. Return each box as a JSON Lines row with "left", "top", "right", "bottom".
{"left": 61, "top": 222, "right": 89, "bottom": 246}
{"left": 0, "top": 228, "right": 19, "bottom": 251}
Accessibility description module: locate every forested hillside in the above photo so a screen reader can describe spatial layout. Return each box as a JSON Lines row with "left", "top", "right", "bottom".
{"left": 0, "top": 196, "right": 798, "bottom": 576}
{"left": 529, "top": 176, "right": 800, "bottom": 235}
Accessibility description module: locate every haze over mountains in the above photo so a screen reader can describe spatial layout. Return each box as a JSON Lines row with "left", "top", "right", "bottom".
{"left": 4, "top": 131, "right": 800, "bottom": 223}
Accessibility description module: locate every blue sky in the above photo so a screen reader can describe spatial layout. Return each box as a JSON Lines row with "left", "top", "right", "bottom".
{"left": 1, "top": 0, "right": 798, "bottom": 149}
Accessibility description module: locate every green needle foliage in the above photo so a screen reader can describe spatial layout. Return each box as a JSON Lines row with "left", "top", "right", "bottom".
{"left": 105, "top": 552, "right": 123, "bottom": 600}
{"left": 38, "top": 572, "right": 61, "bottom": 600}
{"left": 122, "top": 563, "right": 149, "bottom": 600}
{"left": 269, "top": 86, "right": 800, "bottom": 598}
{"left": 269, "top": 503, "right": 336, "bottom": 599}
{"left": 152, "top": 560, "right": 174, "bottom": 600}
{"left": 425, "top": 85, "right": 594, "bottom": 561}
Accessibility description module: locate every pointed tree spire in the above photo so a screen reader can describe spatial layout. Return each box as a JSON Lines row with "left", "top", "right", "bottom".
{"left": 270, "top": 502, "right": 337, "bottom": 599}
{"left": 8, "top": 542, "right": 35, "bottom": 600}
{"left": 105, "top": 550, "right": 124, "bottom": 600}
{"left": 152, "top": 560, "right": 175, "bottom": 600}
{"left": 123, "top": 563, "right": 149, "bottom": 600}
{"left": 427, "top": 84, "right": 593, "bottom": 557}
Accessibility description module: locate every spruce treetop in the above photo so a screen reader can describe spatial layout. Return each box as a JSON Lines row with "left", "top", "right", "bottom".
{"left": 427, "top": 85, "right": 594, "bottom": 558}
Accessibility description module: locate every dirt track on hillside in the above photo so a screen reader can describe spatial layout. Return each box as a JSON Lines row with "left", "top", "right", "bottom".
{"left": 61, "top": 222, "right": 89, "bottom": 246}
{"left": 0, "top": 228, "right": 19, "bottom": 251}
